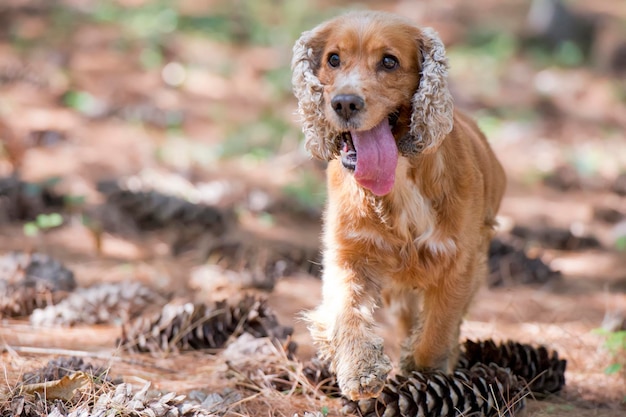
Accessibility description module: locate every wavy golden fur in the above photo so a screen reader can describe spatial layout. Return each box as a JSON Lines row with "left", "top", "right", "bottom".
{"left": 291, "top": 11, "right": 506, "bottom": 400}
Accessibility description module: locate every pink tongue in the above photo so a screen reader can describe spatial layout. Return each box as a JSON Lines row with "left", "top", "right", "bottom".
{"left": 350, "top": 118, "right": 398, "bottom": 196}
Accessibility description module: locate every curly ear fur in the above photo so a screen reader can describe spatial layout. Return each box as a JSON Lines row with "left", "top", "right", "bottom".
{"left": 291, "top": 27, "right": 340, "bottom": 161}
{"left": 409, "top": 27, "right": 454, "bottom": 154}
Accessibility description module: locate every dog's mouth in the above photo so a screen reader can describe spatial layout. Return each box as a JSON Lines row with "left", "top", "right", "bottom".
{"left": 339, "top": 132, "right": 357, "bottom": 170}
{"left": 338, "top": 113, "right": 400, "bottom": 196}
{"left": 340, "top": 112, "right": 399, "bottom": 171}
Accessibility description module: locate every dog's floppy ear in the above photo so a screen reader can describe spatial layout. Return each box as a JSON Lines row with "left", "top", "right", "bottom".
{"left": 408, "top": 28, "right": 454, "bottom": 155}
{"left": 291, "top": 25, "right": 340, "bottom": 161}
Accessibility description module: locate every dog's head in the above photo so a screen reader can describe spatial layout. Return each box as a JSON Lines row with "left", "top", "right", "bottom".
{"left": 291, "top": 11, "right": 453, "bottom": 195}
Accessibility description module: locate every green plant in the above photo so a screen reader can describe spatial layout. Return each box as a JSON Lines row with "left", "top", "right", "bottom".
{"left": 23, "top": 213, "right": 64, "bottom": 237}
{"left": 62, "top": 90, "right": 107, "bottom": 117}
{"left": 594, "top": 328, "right": 626, "bottom": 376}
{"left": 93, "top": 0, "right": 178, "bottom": 39}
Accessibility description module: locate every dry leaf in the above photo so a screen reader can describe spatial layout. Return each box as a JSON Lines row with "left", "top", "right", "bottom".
{"left": 20, "top": 371, "right": 90, "bottom": 401}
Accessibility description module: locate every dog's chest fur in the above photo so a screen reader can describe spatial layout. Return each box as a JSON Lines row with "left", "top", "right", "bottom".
{"left": 328, "top": 157, "right": 456, "bottom": 288}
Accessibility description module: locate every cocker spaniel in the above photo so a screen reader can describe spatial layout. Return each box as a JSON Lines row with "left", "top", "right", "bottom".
{"left": 291, "top": 11, "right": 506, "bottom": 400}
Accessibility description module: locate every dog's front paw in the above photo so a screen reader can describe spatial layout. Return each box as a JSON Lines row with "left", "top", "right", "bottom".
{"left": 336, "top": 348, "right": 392, "bottom": 400}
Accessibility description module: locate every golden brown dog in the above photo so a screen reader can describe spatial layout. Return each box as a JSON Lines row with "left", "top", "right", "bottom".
{"left": 291, "top": 11, "right": 506, "bottom": 400}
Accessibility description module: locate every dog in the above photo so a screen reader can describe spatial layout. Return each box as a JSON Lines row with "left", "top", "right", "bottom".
{"left": 291, "top": 11, "right": 506, "bottom": 400}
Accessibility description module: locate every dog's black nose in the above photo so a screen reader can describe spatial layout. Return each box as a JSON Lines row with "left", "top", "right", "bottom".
{"left": 331, "top": 94, "right": 364, "bottom": 120}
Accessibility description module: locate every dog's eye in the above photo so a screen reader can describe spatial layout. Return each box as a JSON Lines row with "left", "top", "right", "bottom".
{"left": 381, "top": 55, "right": 399, "bottom": 70}
{"left": 328, "top": 53, "right": 340, "bottom": 68}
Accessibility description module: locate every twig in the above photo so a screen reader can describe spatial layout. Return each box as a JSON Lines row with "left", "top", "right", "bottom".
{"left": 2, "top": 345, "right": 114, "bottom": 358}
{"left": 2, "top": 345, "right": 177, "bottom": 374}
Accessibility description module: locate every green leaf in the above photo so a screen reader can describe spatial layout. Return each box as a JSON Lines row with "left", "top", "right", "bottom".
{"left": 257, "top": 212, "right": 275, "bottom": 227}
{"left": 23, "top": 222, "right": 39, "bottom": 237}
{"left": 605, "top": 363, "right": 623, "bottom": 375}
{"left": 63, "top": 91, "right": 106, "bottom": 116}
{"left": 604, "top": 330, "right": 626, "bottom": 351}
{"left": 139, "top": 46, "right": 163, "bottom": 69}
{"left": 592, "top": 327, "right": 610, "bottom": 336}
{"left": 64, "top": 194, "right": 86, "bottom": 207}
{"left": 555, "top": 41, "right": 585, "bottom": 67}
{"left": 35, "top": 213, "right": 64, "bottom": 229}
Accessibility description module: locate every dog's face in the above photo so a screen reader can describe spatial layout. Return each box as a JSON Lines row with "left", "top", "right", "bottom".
{"left": 292, "top": 12, "right": 454, "bottom": 196}
{"left": 315, "top": 15, "right": 420, "bottom": 138}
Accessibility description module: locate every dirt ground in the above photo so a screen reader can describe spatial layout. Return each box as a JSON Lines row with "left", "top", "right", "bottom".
{"left": 1, "top": 0, "right": 625, "bottom": 416}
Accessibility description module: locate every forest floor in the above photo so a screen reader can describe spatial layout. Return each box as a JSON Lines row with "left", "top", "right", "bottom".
{"left": 1, "top": 0, "right": 625, "bottom": 416}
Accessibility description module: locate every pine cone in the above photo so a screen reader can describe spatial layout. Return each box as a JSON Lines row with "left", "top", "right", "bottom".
{"left": 82, "top": 382, "right": 216, "bottom": 417}
{"left": 0, "top": 251, "right": 75, "bottom": 318}
{"left": 0, "top": 176, "right": 65, "bottom": 223}
{"left": 6, "top": 396, "right": 67, "bottom": 417}
{"left": 5, "top": 382, "right": 218, "bottom": 417}
{"left": 459, "top": 339, "right": 567, "bottom": 396}
{"left": 290, "top": 339, "right": 566, "bottom": 414}
{"left": 342, "top": 363, "right": 527, "bottom": 417}
{"left": 97, "top": 179, "right": 232, "bottom": 235}
{"left": 205, "top": 239, "right": 321, "bottom": 290}
{"left": 510, "top": 225, "right": 601, "bottom": 251}
{"left": 30, "top": 282, "right": 166, "bottom": 326}
{"left": 120, "top": 295, "right": 292, "bottom": 354}
{"left": 488, "top": 236, "right": 560, "bottom": 287}
{"left": 302, "top": 358, "right": 341, "bottom": 396}
{"left": 21, "top": 356, "right": 113, "bottom": 386}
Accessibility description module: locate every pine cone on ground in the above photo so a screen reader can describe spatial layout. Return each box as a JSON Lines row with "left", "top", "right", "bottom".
{"left": 458, "top": 339, "right": 567, "bottom": 396}
{"left": 510, "top": 225, "right": 601, "bottom": 251}
{"left": 5, "top": 382, "right": 218, "bottom": 417}
{"left": 96, "top": 178, "right": 237, "bottom": 258}
{"left": 120, "top": 295, "right": 292, "bottom": 354}
{"left": 21, "top": 356, "right": 114, "bottom": 386}
{"left": 85, "top": 382, "right": 217, "bottom": 417}
{"left": 302, "top": 358, "right": 341, "bottom": 396}
{"left": 0, "top": 251, "right": 75, "bottom": 318}
{"left": 5, "top": 396, "right": 65, "bottom": 417}
{"left": 342, "top": 363, "right": 527, "bottom": 417}
{"left": 205, "top": 239, "right": 321, "bottom": 290}
{"left": 6, "top": 357, "right": 114, "bottom": 417}
{"left": 0, "top": 176, "right": 65, "bottom": 223}
{"left": 30, "top": 282, "right": 166, "bottom": 326}
{"left": 488, "top": 236, "right": 560, "bottom": 287}
{"left": 97, "top": 180, "right": 232, "bottom": 235}
{"left": 280, "top": 339, "right": 566, "bottom": 415}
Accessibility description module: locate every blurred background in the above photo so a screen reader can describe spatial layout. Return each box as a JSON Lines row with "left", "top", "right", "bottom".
{"left": 0, "top": 0, "right": 625, "bottom": 415}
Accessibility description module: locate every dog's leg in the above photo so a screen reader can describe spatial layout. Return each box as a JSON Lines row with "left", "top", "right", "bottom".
{"left": 401, "top": 255, "right": 485, "bottom": 373}
{"left": 384, "top": 285, "right": 423, "bottom": 340}
{"left": 389, "top": 287, "right": 436, "bottom": 374}
{"left": 306, "top": 260, "right": 392, "bottom": 400}
{"left": 400, "top": 285, "right": 466, "bottom": 372}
